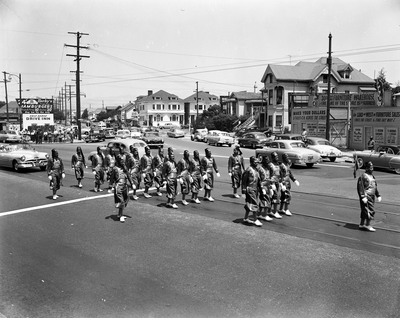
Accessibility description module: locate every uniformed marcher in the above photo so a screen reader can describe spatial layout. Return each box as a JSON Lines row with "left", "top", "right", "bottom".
{"left": 91, "top": 146, "right": 106, "bottom": 192}
{"left": 153, "top": 147, "right": 165, "bottom": 197}
{"left": 177, "top": 150, "right": 192, "bottom": 206}
{"left": 279, "top": 153, "right": 300, "bottom": 216}
{"left": 201, "top": 148, "right": 220, "bottom": 202}
{"left": 140, "top": 146, "right": 154, "bottom": 198}
{"left": 268, "top": 151, "right": 284, "bottom": 219}
{"left": 47, "top": 148, "right": 65, "bottom": 200}
{"left": 162, "top": 151, "right": 178, "bottom": 209}
{"left": 189, "top": 150, "right": 203, "bottom": 204}
{"left": 228, "top": 145, "right": 245, "bottom": 198}
{"left": 71, "top": 146, "right": 87, "bottom": 188}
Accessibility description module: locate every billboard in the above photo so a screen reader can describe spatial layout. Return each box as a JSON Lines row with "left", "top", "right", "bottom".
{"left": 16, "top": 98, "right": 54, "bottom": 114}
{"left": 23, "top": 114, "right": 54, "bottom": 129}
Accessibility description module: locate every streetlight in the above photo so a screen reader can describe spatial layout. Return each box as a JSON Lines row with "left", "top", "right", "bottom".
{"left": 2, "top": 71, "right": 22, "bottom": 128}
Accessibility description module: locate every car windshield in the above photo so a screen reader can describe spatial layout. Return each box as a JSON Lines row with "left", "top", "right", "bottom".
{"left": 220, "top": 132, "right": 229, "bottom": 136}
{"left": 254, "top": 134, "right": 265, "bottom": 139}
{"left": 145, "top": 132, "right": 159, "bottom": 137}
{"left": 290, "top": 142, "right": 306, "bottom": 148}
{"left": 117, "top": 131, "right": 129, "bottom": 135}
{"left": 1, "top": 143, "right": 32, "bottom": 152}
{"left": 317, "top": 140, "right": 331, "bottom": 145}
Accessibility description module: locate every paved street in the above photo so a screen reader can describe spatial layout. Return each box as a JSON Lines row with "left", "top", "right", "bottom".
{"left": 0, "top": 139, "right": 399, "bottom": 318}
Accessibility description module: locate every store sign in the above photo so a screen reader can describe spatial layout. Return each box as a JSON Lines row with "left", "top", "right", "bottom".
{"left": 353, "top": 110, "right": 400, "bottom": 123}
{"left": 16, "top": 98, "right": 53, "bottom": 114}
{"left": 316, "top": 93, "right": 376, "bottom": 107}
{"left": 22, "top": 114, "right": 54, "bottom": 129}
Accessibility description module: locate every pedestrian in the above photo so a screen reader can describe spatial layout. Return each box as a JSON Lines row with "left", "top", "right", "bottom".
{"left": 126, "top": 146, "right": 141, "bottom": 200}
{"left": 367, "top": 136, "right": 375, "bottom": 151}
{"left": 177, "top": 150, "right": 192, "bottom": 206}
{"left": 201, "top": 148, "right": 220, "bottom": 202}
{"left": 278, "top": 153, "right": 300, "bottom": 216}
{"left": 241, "top": 156, "right": 263, "bottom": 227}
{"left": 152, "top": 147, "right": 165, "bottom": 197}
{"left": 140, "top": 146, "right": 154, "bottom": 198}
{"left": 228, "top": 145, "right": 245, "bottom": 198}
{"left": 268, "top": 151, "right": 284, "bottom": 219}
{"left": 301, "top": 128, "right": 308, "bottom": 142}
{"left": 105, "top": 148, "right": 117, "bottom": 193}
{"left": 357, "top": 161, "right": 382, "bottom": 232}
{"left": 162, "top": 150, "right": 178, "bottom": 209}
{"left": 189, "top": 150, "right": 202, "bottom": 204}
{"left": 71, "top": 146, "right": 87, "bottom": 188}
{"left": 257, "top": 155, "right": 274, "bottom": 222}
{"left": 111, "top": 153, "right": 134, "bottom": 223}
{"left": 91, "top": 146, "right": 106, "bottom": 192}
{"left": 46, "top": 148, "right": 65, "bottom": 200}
{"left": 47, "top": 130, "right": 53, "bottom": 143}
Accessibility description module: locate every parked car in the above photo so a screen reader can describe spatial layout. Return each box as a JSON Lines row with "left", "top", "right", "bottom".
{"left": 206, "top": 130, "right": 234, "bottom": 147}
{"left": 104, "top": 128, "right": 115, "bottom": 139}
{"left": 130, "top": 127, "right": 142, "bottom": 139}
{"left": 88, "top": 138, "right": 148, "bottom": 164}
{"left": 0, "top": 142, "right": 49, "bottom": 172}
{"left": 167, "top": 128, "right": 185, "bottom": 138}
{"left": 141, "top": 131, "right": 164, "bottom": 148}
{"left": 0, "top": 130, "right": 23, "bottom": 143}
{"left": 115, "top": 129, "right": 131, "bottom": 139}
{"left": 255, "top": 140, "right": 321, "bottom": 168}
{"left": 84, "top": 130, "right": 106, "bottom": 143}
{"left": 191, "top": 128, "right": 208, "bottom": 142}
{"left": 354, "top": 144, "right": 400, "bottom": 174}
{"left": 305, "top": 137, "right": 342, "bottom": 162}
{"left": 274, "top": 133, "right": 303, "bottom": 141}
{"left": 237, "top": 132, "right": 270, "bottom": 149}
{"left": 158, "top": 122, "right": 180, "bottom": 130}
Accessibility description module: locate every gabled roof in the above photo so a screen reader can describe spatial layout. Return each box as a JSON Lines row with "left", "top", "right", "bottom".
{"left": 138, "top": 90, "right": 183, "bottom": 103}
{"left": 120, "top": 102, "right": 135, "bottom": 112}
{"left": 261, "top": 57, "right": 374, "bottom": 84}
{"left": 183, "top": 91, "right": 219, "bottom": 102}
{"left": 230, "top": 91, "right": 263, "bottom": 100}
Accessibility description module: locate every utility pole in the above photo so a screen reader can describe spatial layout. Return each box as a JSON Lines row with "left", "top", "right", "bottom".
{"left": 326, "top": 33, "right": 332, "bottom": 141}
{"left": 64, "top": 82, "right": 68, "bottom": 126}
{"left": 69, "top": 85, "right": 72, "bottom": 125}
{"left": 66, "top": 31, "right": 89, "bottom": 140}
{"left": 196, "top": 81, "right": 199, "bottom": 123}
{"left": 2, "top": 71, "right": 9, "bottom": 124}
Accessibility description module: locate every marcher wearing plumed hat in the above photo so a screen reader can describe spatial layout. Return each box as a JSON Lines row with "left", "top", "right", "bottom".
{"left": 228, "top": 145, "right": 245, "bottom": 198}
{"left": 46, "top": 148, "right": 65, "bottom": 200}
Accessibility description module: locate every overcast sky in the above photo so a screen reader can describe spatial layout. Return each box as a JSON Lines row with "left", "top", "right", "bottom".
{"left": 1, "top": 0, "right": 399, "bottom": 111}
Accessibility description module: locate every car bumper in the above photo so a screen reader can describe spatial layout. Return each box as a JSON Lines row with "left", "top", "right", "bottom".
{"left": 19, "top": 160, "right": 48, "bottom": 168}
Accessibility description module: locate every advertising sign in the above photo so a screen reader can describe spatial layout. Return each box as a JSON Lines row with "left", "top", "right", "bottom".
{"left": 386, "top": 127, "right": 398, "bottom": 145}
{"left": 23, "top": 114, "right": 54, "bottom": 129}
{"left": 374, "top": 127, "right": 384, "bottom": 144}
{"left": 353, "top": 127, "right": 362, "bottom": 143}
{"left": 17, "top": 98, "right": 53, "bottom": 114}
{"left": 316, "top": 93, "right": 376, "bottom": 107}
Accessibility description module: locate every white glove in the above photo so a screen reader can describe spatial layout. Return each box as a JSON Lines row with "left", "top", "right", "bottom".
{"left": 93, "top": 171, "right": 96, "bottom": 175}
{"left": 262, "top": 189, "right": 266, "bottom": 195}
{"left": 295, "top": 180, "right": 300, "bottom": 187}
{"left": 362, "top": 197, "right": 368, "bottom": 204}
{"left": 216, "top": 172, "right": 220, "bottom": 177}
{"left": 48, "top": 175, "right": 52, "bottom": 180}
{"left": 270, "top": 189, "right": 274, "bottom": 196}
{"left": 228, "top": 172, "right": 232, "bottom": 177}
{"left": 377, "top": 196, "right": 382, "bottom": 202}
{"left": 281, "top": 184, "right": 287, "bottom": 192}
{"left": 132, "top": 184, "right": 136, "bottom": 190}
{"left": 178, "top": 177, "right": 184, "bottom": 184}
{"left": 62, "top": 173, "right": 66, "bottom": 179}
{"left": 271, "top": 184, "right": 276, "bottom": 191}
{"left": 202, "top": 174, "right": 208, "bottom": 180}
{"left": 189, "top": 176, "right": 193, "bottom": 183}
{"left": 141, "top": 173, "right": 146, "bottom": 179}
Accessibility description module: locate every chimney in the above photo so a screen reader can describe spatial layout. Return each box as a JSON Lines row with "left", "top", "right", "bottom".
{"left": 148, "top": 90, "right": 153, "bottom": 96}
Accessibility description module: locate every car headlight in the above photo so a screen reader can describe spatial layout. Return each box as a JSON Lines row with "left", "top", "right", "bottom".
{"left": 45, "top": 154, "right": 49, "bottom": 159}
{"left": 20, "top": 155, "right": 26, "bottom": 162}
{"left": 296, "top": 154, "right": 302, "bottom": 159}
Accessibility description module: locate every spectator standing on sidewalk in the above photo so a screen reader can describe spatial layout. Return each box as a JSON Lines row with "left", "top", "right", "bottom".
{"left": 367, "top": 136, "right": 375, "bottom": 151}
{"left": 241, "top": 156, "right": 263, "bottom": 227}
{"left": 357, "top": 161, "right": 382, "bottom": 232}
{"left": 228, "top": 145, "right": 245, "bottom": 198}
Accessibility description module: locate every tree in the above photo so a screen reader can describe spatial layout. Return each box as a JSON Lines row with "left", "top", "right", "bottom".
{"left": 53, "top": 109, "right": 65, "bottom": 121}
{"left": 81, "top": 108, "right": 89, "bottom": 120}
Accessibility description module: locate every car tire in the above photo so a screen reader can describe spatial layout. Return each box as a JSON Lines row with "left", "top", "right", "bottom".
{"left": 329, "top": 157, "right": 336, "bottom": 162}
{"left": 40, "top": 166, "right": 46, "bottom": 171}
{"left": 356, "top": 157, "right": 364, "bottom": 169}
{"left": 12, "top": 160, "right": 20, "bottom": 172}
{"left": 306, "top": 163, "right": 314, "bottom": 168}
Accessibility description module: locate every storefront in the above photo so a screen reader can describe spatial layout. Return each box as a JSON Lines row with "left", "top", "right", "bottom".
{"left": 350, "top": 107, "right": 400, "bottom": 150}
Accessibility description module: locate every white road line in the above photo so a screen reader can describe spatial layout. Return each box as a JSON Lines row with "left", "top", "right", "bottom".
{"left": 0, "top": 189, "right": 146, "bottom": 217}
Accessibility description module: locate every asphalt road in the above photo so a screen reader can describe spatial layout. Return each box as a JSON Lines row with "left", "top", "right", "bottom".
{"left": 0, "top": 137, "right": 399, "bottom": 318}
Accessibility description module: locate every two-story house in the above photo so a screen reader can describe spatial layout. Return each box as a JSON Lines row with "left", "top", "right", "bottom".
{"left": 182, "top": 91, "right": 219, "bottom": 125}
{"left": 260, "top": 57, "right": 376, "bottom": 132}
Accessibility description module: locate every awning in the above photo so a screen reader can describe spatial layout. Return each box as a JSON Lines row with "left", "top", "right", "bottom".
{"left": 359, "top": 87, "right": 376, "bottom": 91}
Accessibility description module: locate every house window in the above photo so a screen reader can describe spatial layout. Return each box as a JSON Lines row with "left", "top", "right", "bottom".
{"left": 269, "top": 74, "right": 273, "bottom": 83}
{"left": 323, "top": 74, "right": 328, "bottom": 83}
{"left": 168, "top": 105, "right": 171, "bottom": 110}
{"left": 156, "top": 115, "right": 161, "bottom": 122}
{"left": 268, "top": 115, "right": 273, "bottom": 127}
{"left": 152, "top": 104, "right": 155, "bottom": 110}
{"left": 268, "top": 89, "right": 273, "bottom": 105}
{"left": 276, "top": 115, "right": 282, "bottom": 127}
{"left": 172, "top": 114, "right": 177, "bottom": 121}
{"left": 155, "top": 96, "right": 161, "bottom": 100}
{"left": 156, "top": 104, "right": 162, "bottom": 110}
{"left": 277, "top": 87, "right": 283, "bottom": 104}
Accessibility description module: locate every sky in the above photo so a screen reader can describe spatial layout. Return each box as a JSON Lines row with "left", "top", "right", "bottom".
{"left": 1, "top": 0, "right": 400, "bottom": 112}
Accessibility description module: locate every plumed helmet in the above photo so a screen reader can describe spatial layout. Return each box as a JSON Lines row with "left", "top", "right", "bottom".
{"left": 365, "top": 161, "right": 373, "bottom": 169}
{"left": 249, "top": 156, "right": 259, "bottom": 166}
{"left": 261, "top": 155, "right": 270, "bottom": 165}
{"left": 234, "top": 145, "right": 242, "bottom": 155}
{"left": 271, "top": 151, "right": 279, "bottom": 161}
{"left": 51, "top": 148, "right": 58, "bottom": 158}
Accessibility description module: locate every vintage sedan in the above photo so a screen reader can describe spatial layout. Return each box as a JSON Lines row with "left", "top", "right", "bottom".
{"left": 354, "top": 145, "right": 400, "bottom": 174}
{"left": 0, "top": 143, "right": 49, "bottom": 172}
{"left": 130, "top": 127, "right": 142, "bottom": 139}
{"left": 274, "top": 133, "right": 303, "bottom": 141}
{"left": 305, "top": 137, "right": 342, "bottom": 162}
{"left": 0, "top": 130, "right": 23, "bottom": 143}
{"left": 115, "top": 129, "right": 131, "bottom": 139}
{"left": 191, "top": 128, "right": 208, "bottom": 142}
{"left": 88, "top": 138, "right": 148, "bottom": 164}
{"left": 237, "top": 132, "right": 270, "bottom": 149}
{"left": 206, "top": 130, "right": 234, "bottom": 147}
{"left": 167, "top": 128, "right": 185, "bottom": 138}
{"left": 255, "top": 140, "right": 321, "bottom": 168}
{"left": 141, "top": 131, "right": 164, "bottom": 148}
